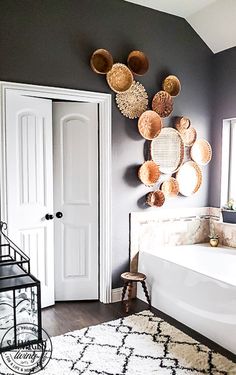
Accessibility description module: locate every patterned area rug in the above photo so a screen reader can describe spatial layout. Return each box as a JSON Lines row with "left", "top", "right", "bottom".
{"left": 0, "top": 310, "right": 235, "bottom": 374}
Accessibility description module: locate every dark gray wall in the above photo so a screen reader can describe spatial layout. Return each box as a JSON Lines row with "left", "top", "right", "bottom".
{"left": 0, "top": 0, "right": 213, "bottom": 288}
{"left": 209, "top": 47, "right": 236, "bottom": 207}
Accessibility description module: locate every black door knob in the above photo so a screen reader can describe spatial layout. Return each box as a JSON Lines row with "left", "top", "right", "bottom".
{"left": 56, "top": 212, "right": 63, "bottom": 219}
{"left": 45, "top": 213, "right": 54, "bottom": 220}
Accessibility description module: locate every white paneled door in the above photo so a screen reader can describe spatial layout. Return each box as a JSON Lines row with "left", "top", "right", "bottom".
{"left": 5, "top": 93, "right": 99, "bottom": 307}
{"left": 53, "top": 102, "right": 98, "bottom": 300}
{"left": 6, "top": 92, "right": 54, "bottom": 308}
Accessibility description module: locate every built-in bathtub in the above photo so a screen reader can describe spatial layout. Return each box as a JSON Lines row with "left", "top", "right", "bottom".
{"left": 137, "top": 243, "right": 236, "bottom": 354}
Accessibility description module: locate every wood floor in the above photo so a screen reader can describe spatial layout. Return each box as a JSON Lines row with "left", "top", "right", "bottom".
{"left": 42, "top": 299, "right": 236, "bottom": 363}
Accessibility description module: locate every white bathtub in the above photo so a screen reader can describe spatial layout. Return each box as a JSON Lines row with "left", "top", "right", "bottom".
{"left": 137, "top": 243, "right": 236, "bottom": 354}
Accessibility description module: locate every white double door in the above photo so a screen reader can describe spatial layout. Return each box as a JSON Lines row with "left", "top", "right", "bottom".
{"left": 5, "top": 92, "right": 99, "bottom": 307}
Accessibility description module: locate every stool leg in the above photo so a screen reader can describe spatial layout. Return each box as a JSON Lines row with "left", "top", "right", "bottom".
{"left": 126, "top": 282, "right": 133, "bottom": 313}
{"left": 121, "top": 282, "right": 128, "bottom": 301}
{"left": 141, "top": 281, "right": 151, "bottom": 309}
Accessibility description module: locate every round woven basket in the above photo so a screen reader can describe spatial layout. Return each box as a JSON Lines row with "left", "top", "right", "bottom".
{"left": 90, "top": 49, "right": 113, "bottom": 74}
{"left": 180, "top": 127, "right": 197, "bottom": 146}
{"left": 161, "top": 177, "right": 179, "bottom": 198}
{"left": 106, "top": 63, "right": 133, "bottom": 93}
{"left": 146, "top": 190, "right": 165, "bottom": 207}
{"left": 138, "top": 161, "right": 160, "bottom": 186}
{"left": 190, "top": 139, "right": 212, "bottom": 166}
{"left": 138, "top": 110, "right": 163, "bottom": 140}
{"left": 162, "top": 75, "right": 181, "bottom": 97}
{"left": 151, "top": 127, "right": 184, "bottom": 174}
{"left": 127, "top": 50, "right": 149, "bottom": 76}
{"left": 176, "top": 161, "right": 202, "bottom": 196}
{"left": 152, "top": 91, "right": 174, "bottom": 118}
{"left": 175, "top": 117, "right": 191, "bottom": 132}
{"left": 115, "top": 81, "right": 148, "bottom": 119}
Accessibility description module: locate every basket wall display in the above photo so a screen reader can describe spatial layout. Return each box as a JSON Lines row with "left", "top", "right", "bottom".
{"left": 190, "top": 139, "right": 212, "bottom": 166}
{"left": 152, "top": 91, "right": 174, "bottom": 118}
{"left": 179, "top": 127, "right": 197, "bottom": 146}
{"left": 176, "top": 161, "right": 202, "bottom": 196}
{"left": 127, "top": 50, "right": 149, "bottom": 76}
{"left": 90, "top": 49, "right": 113, "bottom": 74}
{"left": 106, "top": 63, "right": 133, "bottom": 93}
{"left": 138, "top": 161, "right": 160, "bottom": 186}
{"left": 146, "top": 190, "right": 165, "bottom": 207}
{"left": 162, "top": 75, "right": 181, "bottom": 97}
{"left": 138, "top": 110, "right": 163, "bottom": 140}
{"left": 161, "top": 177, "right": 179, "bottom": 198}
{"left": 151, "top": 127, "right": 184, "bottom": 174}
{"left": 175, "top": 117, "right": 191, "bottom": 132}
{"left": 115, "top": 81, "right": 148, "bottom": 119}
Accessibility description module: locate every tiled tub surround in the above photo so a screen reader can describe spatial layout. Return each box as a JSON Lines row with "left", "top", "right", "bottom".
{"left": 130, "top": 207, "right": 236, "bottom": 353}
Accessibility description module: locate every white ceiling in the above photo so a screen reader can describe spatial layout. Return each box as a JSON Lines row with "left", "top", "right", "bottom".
{"left": 124, "top": 0, "right": 236, "bottom": 53}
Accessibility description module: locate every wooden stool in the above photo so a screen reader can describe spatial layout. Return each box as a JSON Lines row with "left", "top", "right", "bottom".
{"left": 121, "top": 272, "right": 151, "bottom": 313}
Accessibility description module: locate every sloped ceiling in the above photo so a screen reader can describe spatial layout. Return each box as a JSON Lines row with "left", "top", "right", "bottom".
{"left": 125, "top": 0, "right": 236, "bottom": 53}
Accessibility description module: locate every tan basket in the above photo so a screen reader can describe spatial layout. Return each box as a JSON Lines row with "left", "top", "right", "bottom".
{"left": 162, "top": 75, "right": 181, "bottom": 97}
{"left": 115, "top": 81, "right": 148, "bottom": 119}
{"left": 138, "top": 110, "right": 163, "bottom": 140}
{"left": 127, "top": 50, "right": 149, "bottom": 76}
{"left": 151, "top": 128, "right": 184, "bottom": 174}
{"left": 146, "top": 190, "right": 165, "bottom": 207}
{"left": 161, "top": 177, "right": 179, "bottom": 198}
{"left": 152, "top": 91, "right": 174, "bottom": 118}
{"left": 180, "top": 127, "right": 197, "bottom": 146}
{"left": 90, "top": 49, "right": 113, "bottom": 74}
{"left": 138, "top": 161, "right": 160, "bottom": 186}
{"left": 176, "top": 161, "right": 202, "bottom": 196}
{"left": 106, "top": 63, "right": 133, "bottom": 93}
{"left": 190, "top": 139, "right": 212, "bottom": 166}
{"left": 175, "top": 117, "right": 191, "bottom": 132}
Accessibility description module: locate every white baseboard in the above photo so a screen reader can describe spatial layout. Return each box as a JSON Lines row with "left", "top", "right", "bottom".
{"left": 111, "top": 288, "right": 123, "bottom": 303}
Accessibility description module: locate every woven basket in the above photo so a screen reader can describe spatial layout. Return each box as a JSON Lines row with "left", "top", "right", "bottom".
{"left": 138, "top": 161, "right": 160, "bottom": 186}
{"left": 151, "top": 128, "right": 184, "bottom": 174}
{"left": 146, "top": 190, "right": 165, "bottom": 207}
{"left": 127, "top": 50, "right": 149, "bottom": 76}
{"left": 175, "top": 117, "right": 191, "bottom": 132}
{"left": 138, "top": 110, "right": 163, "bottom": 140}
{"left": 106, "top": 63, "right": 133, "bottom": 93}
{"left": 115, "top": 81, "right": 148, "bottom": 119}
{"left": 90, "top": 49, "right": 113, "bottom": 74}
{"left": 162, "top": 75, "right": 181, "bottom": 97}
{"left": 161, "top": 177, "right": 179, "bottom": 198}
{"left": 180, "top": 127, "right": 197, "bottom": 146}
{"left": 152, "top": 91, "right": 174, "bottom": 118}
{"left": 176, "top": 161, "right": 202, "bottom": 196}
{"left": 190, "top": 139, "right": 212, "bottom": 166}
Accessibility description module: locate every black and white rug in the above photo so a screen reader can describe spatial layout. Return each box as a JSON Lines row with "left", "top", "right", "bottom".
{"left": 0, "top": 310, "right": 235, "bottom": 374}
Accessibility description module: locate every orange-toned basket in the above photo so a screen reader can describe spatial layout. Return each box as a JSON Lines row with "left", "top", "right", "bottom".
{"left": 175, "top": 117, "right": 191, "bottom": 132}
{"left": 152, "top": 91, "right": 173, "bottom": 118}
{"left": 138, "top": 161, "right": 160, "bottom": 186}
{"left": 90, "top": 49, "right": 113, "bottom": 74}
{"left": 106, "top": 63, "right": 133, "bottom": 93}
{"left": 190, "top": 139, "right": 212, "bottom": 166}
{"left": 161, "top": 177, "right": 179, "bottom": 198}
{"left": 138, "top": 110, "right": 163, "bottom": 140}
{"left": 146, "top": 190, "right": 165, "bottom": 207}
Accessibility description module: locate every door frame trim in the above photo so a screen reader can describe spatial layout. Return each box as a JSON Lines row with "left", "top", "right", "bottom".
{"left": 0, "top": 81, "right": 112, "bottom": 303}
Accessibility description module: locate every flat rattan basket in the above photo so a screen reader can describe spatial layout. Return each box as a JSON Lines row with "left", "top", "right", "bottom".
{"left": 176, "top": 161, "right": 202, "bottom": 196}
{"left": 175, "top": 117, "right": 191, "bottom": 132}
{"left": 138, "top": 110, "right": 163, "bottom": 140}
{"left": 162, "top": 75, "right": 181, "bottom": 97}
{"left": 190, "top": 139, "right": 212, "bottom": 166}
{"left": 138, "top": 161, "right": 160, "bottom": 186}
{"left": 152, "top": 91, "right": 174, "bottom": 118}
{"left": 115, "top": 81, "right": 148, "bottom": 119}
{"left": 90, "top": 49, "right": 113, "bottom": 74}
{"left": 146, "top": 190, "right": 165, "bottom": 207}
{"left": 161, "top": 177, "right": 179, "bottom": 198}
{"left": 127, "top": 50, "right": 149, "bottom": 76}
{"left": 106, "top": 63, "right": 133, "bottom": 93}
{"left": 151, "top": 127, "right": 184, "bottom": 174}
{"left": 179, "top": 127, "right": 197, "bottom": 146}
